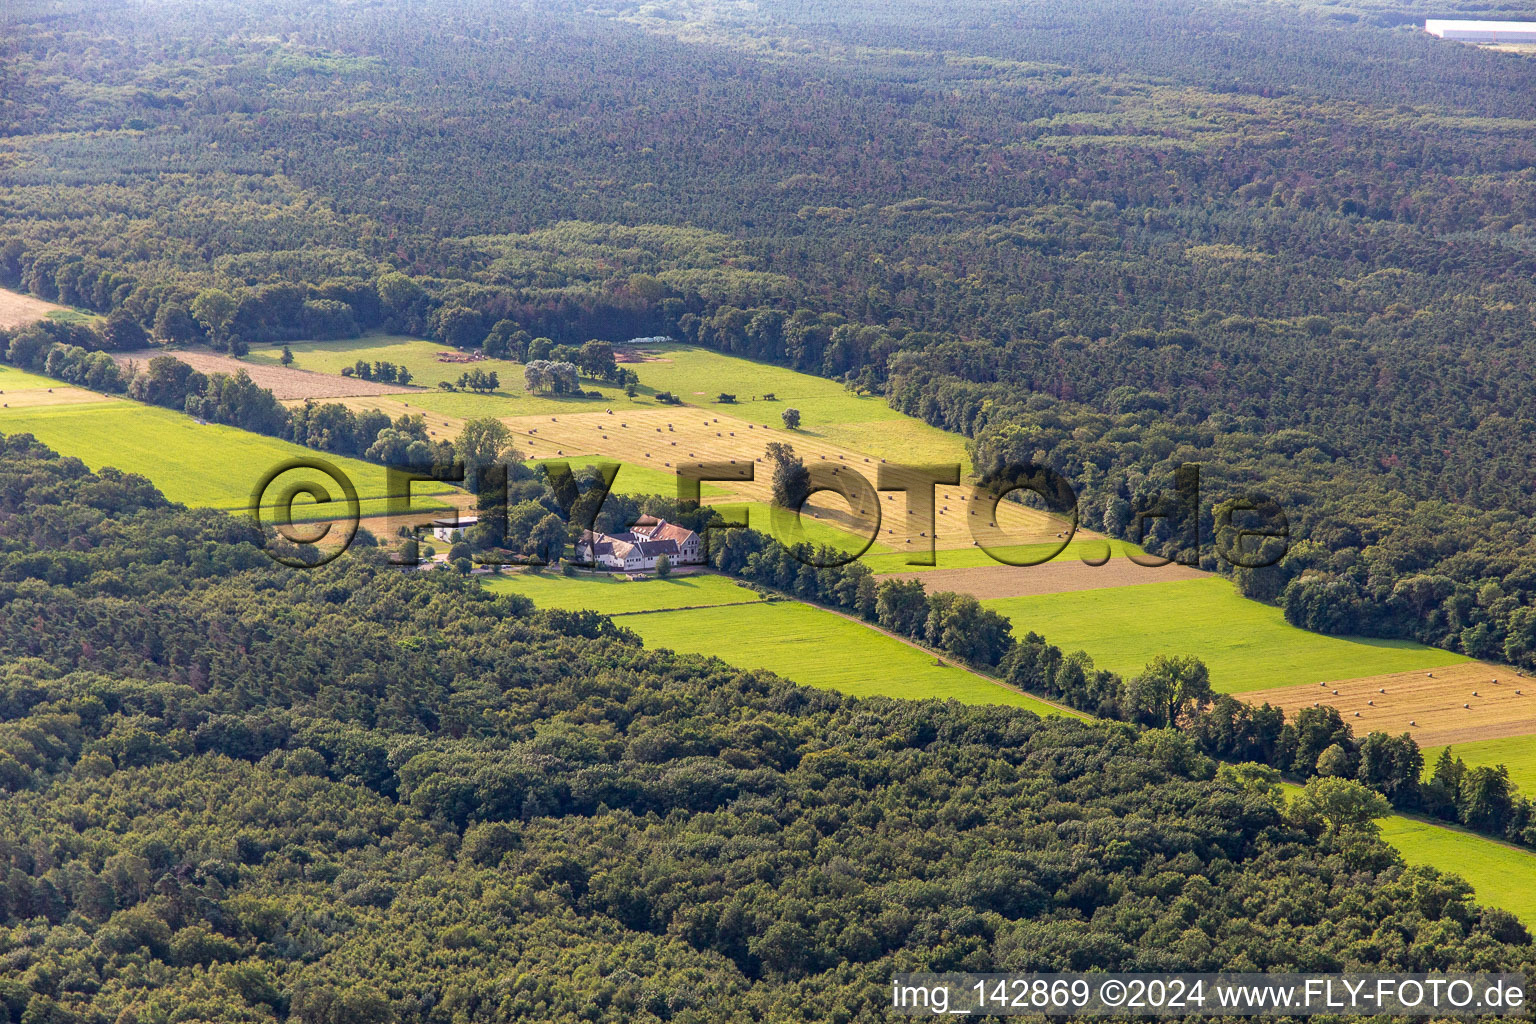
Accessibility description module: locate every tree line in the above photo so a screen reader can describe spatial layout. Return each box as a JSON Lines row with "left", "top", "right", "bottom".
{"left": 0, "top": 434, "right": 1530, "bottom": 1023}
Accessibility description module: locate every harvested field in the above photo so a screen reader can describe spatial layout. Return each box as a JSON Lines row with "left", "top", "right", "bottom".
{"left": 0, "top": 287, "right": 70, "bottom": 329}
{"left": 884, "top": 555, "right": 1206, "bottom": 598}
{"left": 113, "top": 349, "right": 421, "bottom": 400}
{"left": 1245, "top": 660, "right": 1536, "bottom": 746}
{"left": 500, "top": 406, "right": 1090, "bottom": 552}
{"left": 0, "top": 385, "right": 115, "bottom": 409}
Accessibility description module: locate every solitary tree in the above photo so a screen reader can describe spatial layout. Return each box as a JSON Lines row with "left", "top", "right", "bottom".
{"left": 530, "top": 513, "right": 567, "bottom": 565}
{"left": 280, "top": 345, "right": 294, "bottom": 366}
{"left": 781, "top": 407, "right": 801, "bottom": 429}
{"left": 765, "top": 441, "right": 810, "bottom": 510}
{"left": 454, "top": 417, "right": 511, "bottom": 487}
{"left": 654, "top": 554, "right": 672, "bottom": 578}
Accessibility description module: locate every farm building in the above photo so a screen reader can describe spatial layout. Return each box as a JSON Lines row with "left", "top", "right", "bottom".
{"left": 1424, "top": 19, "right": 1536, "bottom": 42}
{"left": 431, "top": 515, "right": 479, "bottom": 542}
{"left": 576, "top": 514, "right": 703, "bottom": 571}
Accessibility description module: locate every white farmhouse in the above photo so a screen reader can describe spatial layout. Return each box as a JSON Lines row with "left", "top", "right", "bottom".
{"left": 431, "top": 515, "right": 479, "bottom": 542}
{"left": 576, "top": 515, "right": 703, "bottom": 571}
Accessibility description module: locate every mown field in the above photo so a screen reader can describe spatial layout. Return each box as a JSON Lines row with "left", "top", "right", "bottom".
{"left": 1423, "top": 735, "right": 1536, "bottom": 798}
{"left": 626, "top": 344, "right": 969, "bottom": 465}
{"left": 483, "top": 570, "right": 762, "bottom": 614}
{"left": 525, "top": 456, "right": 729, "bottom": 500}
{"left": 254, "top": 336, "right": 970, "bottom": 465}
{"left": 0, "top": 399, "right": 455, "bottom": 520}
{"left": 246, "top": 335, "right": 644, "bottom": 413}
{"left": 620, "top": 599, "right": 1067, "bottom": 714}
{"left": 984, "top": 577, "right": 1468, "bottom": 692}
{"left": 862, "top": 538, "right": 1148, "bottom": 573}
{"left": 1378, "top": 816, "right": 1536, "bottom": 928}
{"left": 0, "top": 363, "right": 73, "bottom": 391}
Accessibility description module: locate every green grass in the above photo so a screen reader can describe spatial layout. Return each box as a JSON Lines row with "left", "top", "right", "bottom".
{"left": 0, "top": 399, "right": 455, "bottom": 520}
{"left": 732, "top": 500, "right": 893, "bottom": 554}
{"left": 863, "top": 538, "right": 1145, "bottom": 573}
{"left": 252, "top": 335, "right": 970, "bottom": 462}
{"left": 245, "top": 334, "right": 527, "bottom": 389}
{"left": 983, "top": 577, "right": 1467, "bottom": 692}
{"left": 629, "top": 343, "right": 969, "bottom": 465}
{"left": 1282, "top": 781, "right": 1536, "bottom": 926}
{"left": 483, "top": 570, "right": 763, "bottom": 614}
{"left": 407, "top": 388, "right": 638, "bottom": 418}
{"left": 245, "top": 334, "right": 649, "bottom": 415}
{"left": 1422, "top": 736, "right": 1536, "bottom": 798}
{"left": 0, "top": 364, "right": 72, "bottom": 391}
{"left": 1378, "top": 816, "right": 1536, "bottom": 927}
{"left": 527, "top": 456, "right": 724, "bottom": 499}
{"left": 621, "top": 600, "right": 1066, "bottom": 713}
{"left": 44, "top": 308, "right": 102, "bottom": 325}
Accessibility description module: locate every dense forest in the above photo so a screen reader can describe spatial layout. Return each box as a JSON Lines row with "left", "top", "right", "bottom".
{"left": 8, "top": 0, "right": 1536, "bottom": 661}
{"left": 1, "top": 436, "right": 1533, "bottom": 1023}
{"left": 11, "top": 3, "right": 1536, "bottom": 1016}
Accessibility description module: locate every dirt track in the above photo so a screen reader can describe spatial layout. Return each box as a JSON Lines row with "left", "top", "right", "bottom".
{"left": 1245, "top": 661, "right": 1536, "bottom": 746}
{"left": 883, "top": 558, "right": 1206, "bottom": 598}
{"left": 113, "top": 349, "right": 421, "bottom": 400}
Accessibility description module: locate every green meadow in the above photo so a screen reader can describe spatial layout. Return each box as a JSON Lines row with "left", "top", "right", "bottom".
{"left": 0, "top": 399, "right": 455, "bottom": 520}
{"left": 1422, "top": 736, "right": 1536, "bottom": 798}
{"left": 621, "top": 600, "right": 1066, "bottom": 714}
{"left": 483, "top": 570, "right": 762, "bottom": 614}
{"left": 984, "top": 577, "right": 1467, "bottom": 692}
{"left": 0, "top": 364, "right": 73, "bottom": 391}
{"left": 246, "top": 335, "right": 528, "bottom": 390}
{"left": 251, "top": 335, "right": 968, "bottom": 463}
{"left": 527, "top": 456, "right": 719, "bottom": 499}
{"left": 732, "top": 499, "right": 893, "bottom": 554}
{"left": 627, "top": 344, "right": 969, "bottom": 465}
{"left": 1282, "top": 782, "right": 1536, "bottom": 927}
{"left": 245, "top": 335, "right": 646, "bottom": 414}
{"left": 1378, "top": 816, "right": 1536, "bottom": 927}
{"left": 862, "top": 537, "right": 1145, "bottom": 573}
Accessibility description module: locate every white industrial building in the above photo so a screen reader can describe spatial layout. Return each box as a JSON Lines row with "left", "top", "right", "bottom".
{"left": 1425, "top": 19, "right": 1536, "bottom": 43}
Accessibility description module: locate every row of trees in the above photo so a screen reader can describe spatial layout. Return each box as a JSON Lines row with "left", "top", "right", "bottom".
{"left": 342, "top": 360, "right": 412, "bottom": 385}
{"left": 0, "top": 436, "right": 1528, "bottom": 1022}
{"left": 1004, "top": 629, "right": 1536, "bottom": 845}
{"left": 551, "top": 466, "right": 1536, "bottom": 849}
{"left": 443, "top": 369, "right": 499, "bottom": 394}
{"left": 13, "top": 304, "right": 1534, "bottom": 853}
{"left": 0, "top": 322, "right": 465, "bottom": 483}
